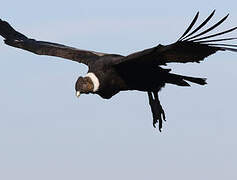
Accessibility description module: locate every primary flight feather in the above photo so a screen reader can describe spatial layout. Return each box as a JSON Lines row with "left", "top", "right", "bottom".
{"left": 1, "top": 11, "right": 236, "bottom": 131}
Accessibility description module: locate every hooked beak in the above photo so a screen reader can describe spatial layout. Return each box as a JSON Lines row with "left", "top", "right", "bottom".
{"left": 76, "top": 91, "right": 81, "bottom": 98}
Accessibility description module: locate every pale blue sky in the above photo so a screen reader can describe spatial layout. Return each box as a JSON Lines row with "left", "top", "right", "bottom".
{"left": 1, "top": 0, "right": 237, "bottom": 180}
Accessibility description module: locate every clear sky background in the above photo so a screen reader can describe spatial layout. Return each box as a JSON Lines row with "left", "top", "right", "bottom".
{"left": 1, "top": 0, "right": 237, "bottom": 180}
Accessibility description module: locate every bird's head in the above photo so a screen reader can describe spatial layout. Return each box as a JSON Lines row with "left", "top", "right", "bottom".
{"left": 75, "top": 73, "right": 100, "bottom": 97}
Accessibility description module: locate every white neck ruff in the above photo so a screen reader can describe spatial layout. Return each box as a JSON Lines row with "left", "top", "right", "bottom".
{"left": 85, "top": 72, "right": 100, "bottom": 92}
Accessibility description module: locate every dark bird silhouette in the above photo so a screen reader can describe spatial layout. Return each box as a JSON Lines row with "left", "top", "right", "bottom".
{"left": 1, "top": 11, "right": 237, "bottom": 131}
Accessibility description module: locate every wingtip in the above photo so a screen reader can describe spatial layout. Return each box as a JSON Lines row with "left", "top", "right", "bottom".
{"left": 211, "top": 9, "right": 216, "bottom": 16}
{"left": 194, "top": 11, "right": 200, "bottom": 17}
{"left": 224, "top": 13, "right": 230, "bottom": 20}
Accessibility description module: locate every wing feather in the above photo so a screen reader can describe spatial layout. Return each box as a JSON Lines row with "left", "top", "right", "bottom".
{"left": 197, "top": 37, "right": 237, "bottom": 43}
{"left": 114, "top": 11, "right": 237, "bottom": 67}
{"left": 179, "top": 10, "right": 215, "bottom": 41}
{"left": 0, "top": 19, "right": 108, "bottom": 65}
{"left": 177, "top": 12, "right": 199, "bottom": 41}
{"left": 192, "top": 27, "right": 237, "bottom": 42}
{"left": 183, "top": 14, "right": 229, "bottom": 41}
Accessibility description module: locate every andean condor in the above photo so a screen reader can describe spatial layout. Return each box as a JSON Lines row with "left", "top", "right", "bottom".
{"left": 1, "top": 10, "right": 237, "bottom": 131}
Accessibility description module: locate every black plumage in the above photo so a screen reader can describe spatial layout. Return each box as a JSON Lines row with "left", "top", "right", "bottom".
{"left": 1, "top": 11, "right": 236, "bottom": 131}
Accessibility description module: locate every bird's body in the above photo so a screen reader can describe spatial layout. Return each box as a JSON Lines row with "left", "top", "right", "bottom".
{"left": 88, "top": 55, "right": 160, "bottom": 98}
{"left": 85, "top": 47, "right": 207, "bottom": 99}
{"left": 1, "top": 10, "right": 236, "bottom": 131}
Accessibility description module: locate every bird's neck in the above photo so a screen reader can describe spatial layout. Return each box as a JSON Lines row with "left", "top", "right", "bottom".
{"left": 85, "top": 72, "right": 100, "bottom": 92}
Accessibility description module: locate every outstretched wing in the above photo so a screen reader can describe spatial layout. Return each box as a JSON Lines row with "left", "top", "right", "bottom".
{"left": 0, "top": 19, "right": 108, "bottom": 66}
{"left": 114, "top": 10, "right": 237, "bottom": 67}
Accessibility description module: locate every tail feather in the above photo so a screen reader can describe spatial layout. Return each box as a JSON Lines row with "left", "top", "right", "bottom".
{"left": 181, "top": 75, "right": 207, "bottom": 85}
{"left": 167, "top": 73, "right": 207, "bottom": 86}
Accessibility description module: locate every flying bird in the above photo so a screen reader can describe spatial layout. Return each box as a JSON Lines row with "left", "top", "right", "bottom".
{"left": 1, "top": 10, "right": 237, "bottom": 131}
